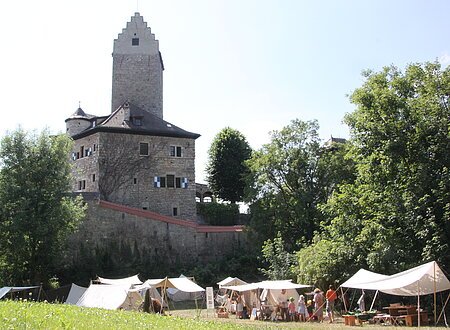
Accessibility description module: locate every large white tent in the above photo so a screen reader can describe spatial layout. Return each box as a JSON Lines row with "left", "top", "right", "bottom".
{"left": 76, "top": 284, "right": 142, "bottom": 310}
{"left": 65, "top": 283, "right": 87, "bottom": 305}
{"left": 96, "top": 274, "right": 143, "bottom": 286}
{"left": 341, "top": 261, "right": 450, "bottom": 296}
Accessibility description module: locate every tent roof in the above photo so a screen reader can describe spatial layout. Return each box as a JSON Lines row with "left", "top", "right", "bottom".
{"left": 222, "top": 280, "right": 311, "bottom": 292}
{"left": 342, "top": 261, "right": 450, "bottom": 296}
{"left": 0, "top": 286, "right": 40, "bottom": 300}
{"left": 133, "top": 277, "right": 204, "bottom": 293}
{"left": 76, "top": 284, "right": 141, "bottom": 310}
{"left": 217, "top": 277, "right": 248, "bottom": 288}
{"left": 65, "top": 283, "right": 87, "bottom": 305}
{"left": 97, "top": 274, "right": 142, "bottom": 286}
{"left": 341, "top": 269, "right": 389, "bottom": 289}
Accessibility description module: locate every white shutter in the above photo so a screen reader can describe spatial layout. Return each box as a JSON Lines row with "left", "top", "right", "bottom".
{"left": 154, "top": 176, "right": 160, "bottom": 188}
{"left": 182, "top": 177, "right": 188, "bottom": 188}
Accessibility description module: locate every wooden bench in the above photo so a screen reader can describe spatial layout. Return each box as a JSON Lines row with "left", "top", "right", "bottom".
{"left": 400, "top": 312, "right": 428, "bottom": 327}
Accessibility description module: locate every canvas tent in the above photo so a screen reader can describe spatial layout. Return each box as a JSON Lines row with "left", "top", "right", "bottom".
{"left": 341, "top": 261, "right": 450, "bottom": 296}
{"left": 341, "top": 269, "right": 389, "bottom": 289}
{"left": 341, "top": 261, "right": 450, "bottom": 325}
{"left": 167, "top": 275, "right": 204, "bottom": 302}
{"left": 0, "top": 286, "right": 41, "bottom": 300}
{"left": 217, "top": 277, "right": 248, "bottom": 289}
{"left": 65, "top": 283, "right": 87, "bottom": 305}
{"left": 76, "top": 284, "right": 142, "bottom": 310}
{"left": 96, "top": 274, "right": 143, "bottom": 286}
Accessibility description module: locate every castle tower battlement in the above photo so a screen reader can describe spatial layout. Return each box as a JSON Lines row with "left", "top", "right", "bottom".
{"left": 111, "top": 12, "right": 164, "bottom": 118}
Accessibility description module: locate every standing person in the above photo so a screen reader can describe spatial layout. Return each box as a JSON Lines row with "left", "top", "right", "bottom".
{"left": 313, "top": 288, "right": 324, "bottom": 322}
{"left": 326, "top": 285, "right": 338, "bottom": 323}
{"left": 297, "top": 295, "right": 308, "bottom": 322}
{"left": 357, "top": 290, "right": 366, "bottom": 312}
{"left": 288, "top": 297, "right": 296, "bottom": 321}
{"left": 276, "top": 289, "right": 288, "bottom": 321}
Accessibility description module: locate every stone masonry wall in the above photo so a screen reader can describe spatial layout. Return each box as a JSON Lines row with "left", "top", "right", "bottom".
{"left": 71, "top": 131, "right": 197, "bottom": 220}
{"left": 67, "top": 200, "right": 247, "bottom": 270}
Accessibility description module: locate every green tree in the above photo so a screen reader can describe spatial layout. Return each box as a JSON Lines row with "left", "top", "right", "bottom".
{"left": 0, "top": 128, "right": 86, "bottom": 286}
{"left": 206, "top": 127, "right": 252, "bottom": 203}
{"left": 259, "top": 232, "right": 296, "bottom": 280}
{"left": 245, "top": 119, "right": 323, "bottom": 249}
{"left": 294, "top": 62, "right": 450, "bottom": 285}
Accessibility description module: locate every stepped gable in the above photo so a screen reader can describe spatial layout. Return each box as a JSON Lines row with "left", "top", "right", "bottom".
{"left": 70, "top": 102, "right": 200, "bottom": 140}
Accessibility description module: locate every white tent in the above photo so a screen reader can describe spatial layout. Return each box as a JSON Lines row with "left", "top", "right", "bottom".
{"left": 96, "top": 274, "right": 143, "bottom": 286}
{"left": 341, "top": 269, "right": 389, "bottom": 289}
{"left": 217, "top": 277, "right": 248, "bottom": 288}
{"left": 341, "top": 261, "right": 450, "bottom": 296}
{"left": 76, "top": 284, "right": 142, "bottom": 310}
{"left": 167, "top": 275, "right": 204, "bottom": 301}
{"left": 0, "top": 286, "right": 41, "bottom": 300}
{"left": 65, "top": 283, "right": 87, "bottom": 305}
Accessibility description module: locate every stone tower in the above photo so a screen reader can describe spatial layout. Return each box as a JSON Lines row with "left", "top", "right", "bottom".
{"left": 111, "top": 12, "right": 164, "bottom": 118}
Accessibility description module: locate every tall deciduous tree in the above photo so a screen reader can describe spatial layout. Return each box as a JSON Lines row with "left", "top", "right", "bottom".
{"left": 206, "top": 127, "right": 252, "bottom": 203}
{"left": 245, "top": 119, "right": 323, "bottom": 249}
{"left": 294, "top": 62, "right": 450, "bottom": 285}
{"left": 0, "top": 129, "right": 86, "bottom": 286}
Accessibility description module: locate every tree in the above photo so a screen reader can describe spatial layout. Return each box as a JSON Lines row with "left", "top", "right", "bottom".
{"left": 206, "top": 127, "right": 252, "bottom": 203}
{"left": 0, "top": 128, "right": 86, "bottom": 286}
{"left": 259, "top": 232, "right": 296, "bottom": 280}
{"left": 245, "top": 119, "right": 324, "bottom": 249}
{"left": 294, "top": 62, "right": 450, "bottom": 285}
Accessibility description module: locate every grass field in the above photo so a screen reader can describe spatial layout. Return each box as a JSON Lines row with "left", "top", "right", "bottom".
{"left": 0, "top": 300, "right": 445, "bottom": 329}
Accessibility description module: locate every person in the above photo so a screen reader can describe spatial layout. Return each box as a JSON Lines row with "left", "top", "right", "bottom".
{"left": 326, "top": 285, "right": 337, "bottom": 323}
{"left": 236, "top": 295, "right": 244, "bottom": 318}
{"left": 313, "top": 288, "right": 324, "bottom": 322}
{"left": 306, "top": 299, "right": 315, "bottom": 320}
{"left": 276, "top": 289, "right": 288, "bottom": 321}
{"left": 357, "top": 290, "right": 366, "bottom": 312}
{"left": 297, "top": 295, "right": 308, "bottom": 322}
{"left": 288, "top": 297, "right": 296, "bottom": 321}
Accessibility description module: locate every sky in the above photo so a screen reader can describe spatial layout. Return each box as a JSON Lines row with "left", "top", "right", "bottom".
{"left": 0, "top": 0, "right": 449, "bottom": 183}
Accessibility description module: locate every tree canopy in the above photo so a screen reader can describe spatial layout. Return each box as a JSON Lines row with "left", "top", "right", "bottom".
{"left": 294, "top": 62, "right": 450, "bottom": 285}
{"left": 206, "top": 127, "right": 252, "bottom": 203}
{"left": 0, "top": 129, "right": 86, "bottom": 286}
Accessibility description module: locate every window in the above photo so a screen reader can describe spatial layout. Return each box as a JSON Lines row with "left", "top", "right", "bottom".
{"left": 167, "top": 175, "right": 175, "bottom": 188}
{"left": 154, "top": 176, "right": 166, "bottom": 188}
{"left": 139, "top": 142, "right": 149, "bottom": 156}
{"left": 80, "top": 146, "right": 84, "bottom": 158}
{"left": 93, "top": 144, "right": 96, "bottom": 151}
{"left": 175, "top": 177, "right": 181, "bottom": 188}
{"left": 92, "top": 174, "right": 96, "bottom": 182}
{"left": 133, "top": 117, "right": 142, "bottom": 126}
{"left": 133, "top": 178, "right": 137, "bottom": 184}
{"left": 85, "top": 147, "right": 92, "bottom": 157}
{"left": 170, "top": 146, "right": 182, "bottom": 157}
{"left": 82, "top": 180, "right": 86, "bottom": 189}
{"left": 173, "top": 207, "right": 178, "bottom": 216}
{"left": 78, "top": 180, "right": 86, "bottom": 190}
{"left": 132, "top": 38, "right": 139, "bottom": 46}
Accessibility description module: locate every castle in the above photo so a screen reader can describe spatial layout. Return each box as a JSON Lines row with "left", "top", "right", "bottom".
{"left": 66, "top": 13, "right": 199, "bottom": 220}
{"left": 63, "top": 13, "right": 246, "bottom": 276}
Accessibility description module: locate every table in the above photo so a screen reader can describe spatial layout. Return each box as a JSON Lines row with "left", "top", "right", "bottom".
{"left": 383, "top": 305, "right": 417, "bottom": 316}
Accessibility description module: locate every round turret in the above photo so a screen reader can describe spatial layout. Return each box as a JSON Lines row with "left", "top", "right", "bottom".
{"left": 65, "top": 107, "right": 93, "bottom": 137}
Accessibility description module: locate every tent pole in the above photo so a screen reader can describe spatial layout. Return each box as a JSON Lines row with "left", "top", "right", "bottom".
{"left": 369, "top": 290, "right": 378, "bottom": 311}
{"left": 417, "top": 281, "right": 420, "bottom": 327}
{"left": 434, "top": 261, "right": 437, "bottom": 325}
{"left": 436, "top": 292, "right": 450, "bottom": 324}
{"left": 340, "top": 286, "right": 347, "bottom": 312}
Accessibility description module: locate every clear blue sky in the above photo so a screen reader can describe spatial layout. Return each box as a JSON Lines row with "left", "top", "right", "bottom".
{"left": 0, "top": 0, "right": 449, "bottom": 183}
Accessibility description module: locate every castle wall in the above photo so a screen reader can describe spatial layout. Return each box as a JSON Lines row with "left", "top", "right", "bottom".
{"left": 67, "top": 200, "right": 247, "bottom": 269}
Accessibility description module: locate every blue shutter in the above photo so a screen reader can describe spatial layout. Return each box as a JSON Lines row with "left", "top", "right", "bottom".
{"left": 182, "top": 177, "right": 188, "bottom": 189}
{"left": 154, "top": 176, "right": 160, "bottom": 188}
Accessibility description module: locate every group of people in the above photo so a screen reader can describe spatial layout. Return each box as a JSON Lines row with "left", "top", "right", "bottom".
{"left": 274, "top": 285, "right": 339, "bottom": 322}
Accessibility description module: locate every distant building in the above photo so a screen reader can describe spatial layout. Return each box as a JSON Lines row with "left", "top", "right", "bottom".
{"left": 324, "top": 136, "right": 347, "bottom": 149}
{"left": 66, "top": 13, "right": 200, "bottom": 220}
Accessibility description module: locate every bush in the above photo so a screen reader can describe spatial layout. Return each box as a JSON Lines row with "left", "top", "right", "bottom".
{"left": 197, "top": 202, "right": 239, "bottom": 226}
